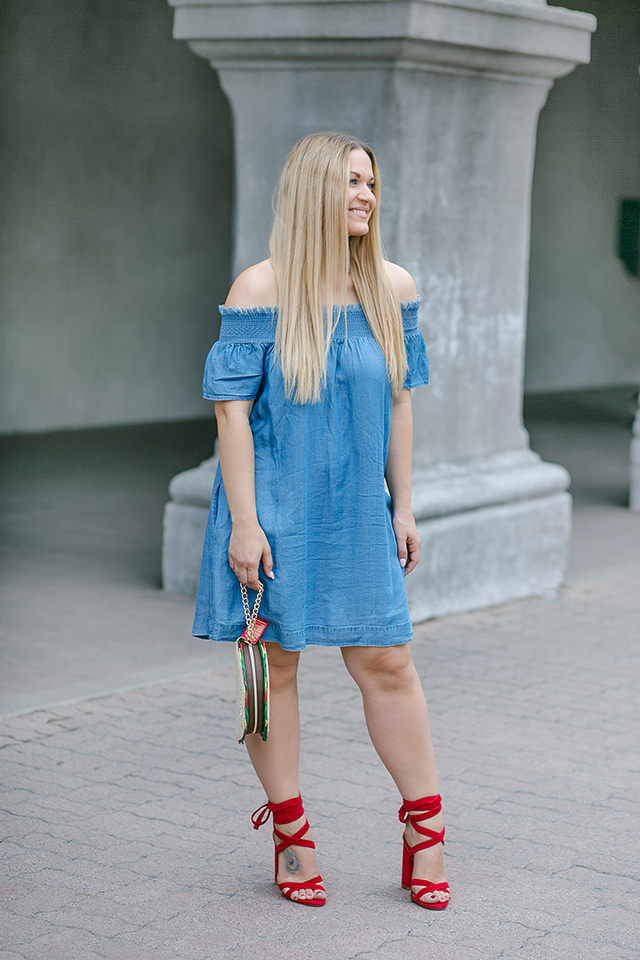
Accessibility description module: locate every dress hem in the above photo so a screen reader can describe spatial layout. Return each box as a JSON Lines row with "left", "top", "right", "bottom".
{"left": 193, "top": 622, "right": 414, "bottom": 651}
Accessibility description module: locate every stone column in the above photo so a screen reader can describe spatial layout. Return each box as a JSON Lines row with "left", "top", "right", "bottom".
{"left": 164, "top": 0, "right": 595, "bottom": 617}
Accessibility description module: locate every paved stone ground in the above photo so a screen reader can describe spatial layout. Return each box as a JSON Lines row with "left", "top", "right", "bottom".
{"left": 2, "top": 417, "right": 640, "bottom": 958}
{"left": 2, "top": 571, "right": 640, "bottom": 960}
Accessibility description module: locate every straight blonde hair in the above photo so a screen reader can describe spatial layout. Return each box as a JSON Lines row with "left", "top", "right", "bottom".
{"left": 269, "top": 132, "right": 407, "bottom": 403}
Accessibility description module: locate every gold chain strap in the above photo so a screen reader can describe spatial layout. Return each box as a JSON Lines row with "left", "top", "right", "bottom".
{"left": 240, "top": 581, "right": 264, "bottom": 642}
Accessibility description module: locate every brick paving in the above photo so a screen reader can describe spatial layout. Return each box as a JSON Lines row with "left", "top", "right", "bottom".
{"left": 2, "top": 572, "right": 640, "bottom": 959}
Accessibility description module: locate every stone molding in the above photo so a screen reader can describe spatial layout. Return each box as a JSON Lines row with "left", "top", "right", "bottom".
{"left": 412, "top": 450, "right": 569, "bottom": 519}
{"left": 168, "top": 449, "right": 218, "bottom": 508}
{"left": 170, "top": 0, "right": 595, "bottom": 81}
{"left": 164, "top": 446, "right": 568, "bottom": 518}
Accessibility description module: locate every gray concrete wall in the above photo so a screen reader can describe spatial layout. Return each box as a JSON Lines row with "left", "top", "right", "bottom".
{"left": 0, "top": 0, "right": 233, "bottom": 434}
{"left": 526, "top": 0, "right": 640, "bottom": 393}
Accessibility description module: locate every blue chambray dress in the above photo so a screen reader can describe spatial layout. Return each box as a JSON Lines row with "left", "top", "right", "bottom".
{"left": 192, "top": 298, "right": 429, "bottom": 651}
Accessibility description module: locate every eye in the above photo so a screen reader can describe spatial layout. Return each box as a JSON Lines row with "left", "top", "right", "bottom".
{"left": 349, "top": 177, "right": 358, "bottom": 185}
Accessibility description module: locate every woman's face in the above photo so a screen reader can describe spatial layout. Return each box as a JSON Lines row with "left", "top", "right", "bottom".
{"left": 347, "top": 148, "right": 376, "bottom": 237}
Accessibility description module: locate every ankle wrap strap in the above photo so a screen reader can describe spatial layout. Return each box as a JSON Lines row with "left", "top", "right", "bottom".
{"left": 252, "top": 793, "right": 305, "bottom": 830}
{"left": 398, "top": 794, "right": 442, "bottom": 824}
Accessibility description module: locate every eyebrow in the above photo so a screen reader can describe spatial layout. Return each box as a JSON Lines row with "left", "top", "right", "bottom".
{"left": 350, "top": 170, "right": 375, "bottom": 180}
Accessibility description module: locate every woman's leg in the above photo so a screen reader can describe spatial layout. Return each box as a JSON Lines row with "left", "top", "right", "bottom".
{"left": 340, "top": 643, "right": 448, "bottom": 905}
{"left": 244, "top": 641, "right": 325, "bottom": 901}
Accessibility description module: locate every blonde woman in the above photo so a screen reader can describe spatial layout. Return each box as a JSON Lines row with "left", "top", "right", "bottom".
{"left": 194, "top": 132, "right": 449, "bottom": 910}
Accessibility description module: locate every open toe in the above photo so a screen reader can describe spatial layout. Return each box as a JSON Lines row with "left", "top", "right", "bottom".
{"left": 410, "top": 880, "right": 450, "bottom": 909}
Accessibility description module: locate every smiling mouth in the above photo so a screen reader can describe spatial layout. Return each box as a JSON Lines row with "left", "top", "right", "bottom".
{"left": 349, "top": 208, "right": 369, "bottom": 217}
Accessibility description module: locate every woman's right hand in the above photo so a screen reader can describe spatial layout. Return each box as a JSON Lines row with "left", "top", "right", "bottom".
{"left": 228, "top": 520, "right": 274, "bottom": 591}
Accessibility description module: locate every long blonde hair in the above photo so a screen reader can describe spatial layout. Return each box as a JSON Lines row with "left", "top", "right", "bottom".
{"left": 269, "top": 132, "right": 407, "bottom": 403}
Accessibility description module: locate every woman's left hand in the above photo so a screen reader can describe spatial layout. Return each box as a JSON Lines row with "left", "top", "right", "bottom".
{"left": 392, "top": 512, "right": 421, "bottom": 576}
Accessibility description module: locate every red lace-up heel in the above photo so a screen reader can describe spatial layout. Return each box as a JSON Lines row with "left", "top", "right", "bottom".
{"left": 399, "top": 794, "right": 450, "bottom": 909}
{"left": 251, "top": 794, "right": 326, "bottom": 906}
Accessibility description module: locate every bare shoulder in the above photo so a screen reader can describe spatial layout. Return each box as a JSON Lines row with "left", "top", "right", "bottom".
{"left": 385, "top": 262, "right": 418, "bottom": 303}
{"left": 225, "top": 259, "right": 277, "bottom": 308}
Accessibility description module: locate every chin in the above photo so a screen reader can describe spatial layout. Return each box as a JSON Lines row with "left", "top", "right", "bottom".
{"left": 348, "top": 221, "right": 370, "bottom": 237}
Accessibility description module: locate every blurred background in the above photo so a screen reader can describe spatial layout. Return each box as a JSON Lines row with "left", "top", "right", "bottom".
{"left": 1, "top": 0, "right": 639, "bottom": 715}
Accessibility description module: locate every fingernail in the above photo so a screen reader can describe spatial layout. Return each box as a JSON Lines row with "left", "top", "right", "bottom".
{"left": 399, "top": 558, "right": 406, "bottom": 567}
{"left": 267, "top": 571, "right": 275, "bottom": 579}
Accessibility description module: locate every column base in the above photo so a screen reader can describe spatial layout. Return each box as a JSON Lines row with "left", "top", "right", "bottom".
{"left": 406, "top": 491, "right": 572, "bottom": 622}
{"left": 161, "top": 450, "right": 573, "bottom": 619}
{"left": 407, "top": 451, "right": 571, "bottom": 620}
{"left": 161, "top": 453, "right": 217, "bottom": 595}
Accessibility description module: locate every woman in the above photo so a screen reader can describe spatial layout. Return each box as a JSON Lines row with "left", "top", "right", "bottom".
{"left": 194, "top": 132, "right": 449, "bottom": 909}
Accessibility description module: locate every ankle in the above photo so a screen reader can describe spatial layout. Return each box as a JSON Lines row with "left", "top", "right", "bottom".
{"left": 273, "top": 813, "right": 308, "bottom": 836}
{"left": 399, "top": 795, "right": 443, "bottom": 829}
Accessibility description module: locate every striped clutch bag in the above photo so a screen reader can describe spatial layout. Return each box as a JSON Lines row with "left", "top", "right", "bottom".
{"left": 235, "top": 582, "right": 269, "bottom": 744}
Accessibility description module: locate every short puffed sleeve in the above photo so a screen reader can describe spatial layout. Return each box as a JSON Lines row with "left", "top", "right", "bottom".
{"left": 401, "top": 299, "right": 430, "bottom": 390}
{"left": 202, "top": 307, "right": 276, "bottom": 401}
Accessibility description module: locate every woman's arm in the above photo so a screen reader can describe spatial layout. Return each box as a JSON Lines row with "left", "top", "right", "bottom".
{"left": 384, "top": 262, "right": 420, "bottom": 574}
{"left": 215, "top": 399, "right": 274, "bottom": 590}
{"left": 385, "top": 389, "right": 421, "bottom": 576}
{"left": 215, "top": 260, "right": 277, "bottom": 590}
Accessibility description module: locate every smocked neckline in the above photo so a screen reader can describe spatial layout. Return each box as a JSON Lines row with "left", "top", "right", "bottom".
{"left": 219, "top": 297, "right": 422, "bottom": 317}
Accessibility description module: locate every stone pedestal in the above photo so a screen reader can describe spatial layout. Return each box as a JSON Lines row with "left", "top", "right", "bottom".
{"left": 162, "top": 446, "right": 218, "bottom": 594}
{"left": 165, "top": 0, "right": 594, "bottom": 615}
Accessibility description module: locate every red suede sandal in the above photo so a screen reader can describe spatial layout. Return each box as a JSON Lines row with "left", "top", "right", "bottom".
{"left": 399, "top": 794, "right": 450, "bottom": 910}
{"left": 252, "top": 794, "right": 326, "bottom": 906}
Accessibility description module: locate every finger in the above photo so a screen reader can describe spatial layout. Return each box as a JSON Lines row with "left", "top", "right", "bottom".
{"left": 404, "top": 539, "right": 420, "bottom": 575}
{"left": 396, "top": 536, "right": 408, "bottom": 570}
{"left": 228, "top": 550, "right": 243, "bottom": 582}
{"left": 245, "top": 561, "right": 262, "bottom": 591}
{"left": 234, "top": 565, "right": 250, "bottom": 585}
{"left": 262, "top": 542, "right": 275, "bottom": 580}
{"left": 230, "top": 559, "right": 253, "bottom": 586}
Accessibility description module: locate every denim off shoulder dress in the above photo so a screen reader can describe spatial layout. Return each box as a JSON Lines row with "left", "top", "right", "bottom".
{"left": 192, "top": 298, "right": 429, "bottom": 651}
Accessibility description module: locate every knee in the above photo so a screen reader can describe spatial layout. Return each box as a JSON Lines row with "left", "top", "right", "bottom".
{"left": 265, "top": 643, "right": 299, "bottom": 689}
{"left": 346, "top": 645, "right": 417, "bottom": 694}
